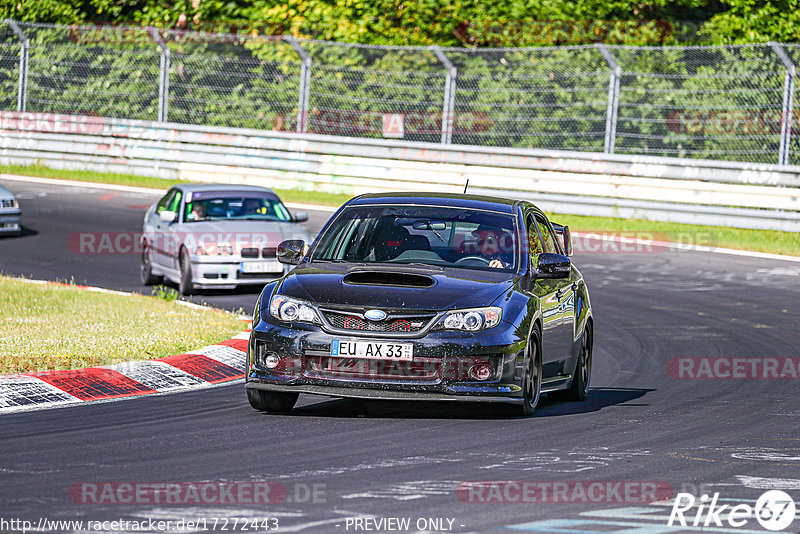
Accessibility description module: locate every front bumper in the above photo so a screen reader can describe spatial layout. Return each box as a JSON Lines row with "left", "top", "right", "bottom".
{"left": 189, "top": 256, "right": 288, "bottom": 288}
{"left": 0, "top": 209, "right": 21, "bottom": 234}
{"left": 246, "top": 319, "right": 527, "bottom": 402}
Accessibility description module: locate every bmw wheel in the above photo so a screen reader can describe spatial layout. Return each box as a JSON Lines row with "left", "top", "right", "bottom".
{"left": 140, "top": 244, "right": 162, "bottom": 286}
{"left": 179, "top": 249, "right": 194, "bottom": 296}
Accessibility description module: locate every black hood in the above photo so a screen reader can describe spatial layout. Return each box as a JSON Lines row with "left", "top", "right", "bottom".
{"left": 277, "top": 263, "right": 514, "bottom": 311}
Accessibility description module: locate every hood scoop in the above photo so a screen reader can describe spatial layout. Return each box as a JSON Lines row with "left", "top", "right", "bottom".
{"left": 343, "top": 270, "right": 435, "bottom": 288}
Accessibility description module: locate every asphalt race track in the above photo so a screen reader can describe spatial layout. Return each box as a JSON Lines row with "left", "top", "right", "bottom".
{"left": 2, "top": 178, "right": 800, "bottom": 533}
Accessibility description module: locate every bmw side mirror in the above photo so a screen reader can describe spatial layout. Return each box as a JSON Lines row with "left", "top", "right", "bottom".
{"left": 536, "top": 253, "right": 571, "bottom": 278}
{"left": 293, "top": 211, "right": 308, "bottom": 223}
{"left": 277, "top": 239, "right": 306, "bottom": 265}
{"left": 159, "top": 210, "right": 177, "bottom": 223}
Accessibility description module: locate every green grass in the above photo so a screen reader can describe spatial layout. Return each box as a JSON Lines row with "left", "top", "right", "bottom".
{"left": 2, "top": 162, "right": 798, "bottom": 256}
{"left": 0, "top": 275, "right": 245, "bottom": 374}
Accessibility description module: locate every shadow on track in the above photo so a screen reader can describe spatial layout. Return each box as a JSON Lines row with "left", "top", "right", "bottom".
{"left": 0, "top": 225, "right": 38, "bottom": 239}
{"left": 271, "top": 387, "right": 653, "bottom": 420}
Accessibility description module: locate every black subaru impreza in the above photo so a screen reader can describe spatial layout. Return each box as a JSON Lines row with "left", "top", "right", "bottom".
{"left": 246, "top": 193, "right": 593, "bottom": 416}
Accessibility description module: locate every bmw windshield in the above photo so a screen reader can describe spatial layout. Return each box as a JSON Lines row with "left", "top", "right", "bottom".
{"left": 183, "top": 191, "right": 292, "bottom": 223}
{"left": 311, "top": 205, "right": 518, "bottom": 271}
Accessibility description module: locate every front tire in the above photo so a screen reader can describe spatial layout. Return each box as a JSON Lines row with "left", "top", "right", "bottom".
{"left": 247, "top": 389, "right": 298, "bottom": 413}
{"left": 179, "top": 249, "right": 194, "bottom": 296}
{"left": 519, "top": 334, "right": 542, "bottom": 416}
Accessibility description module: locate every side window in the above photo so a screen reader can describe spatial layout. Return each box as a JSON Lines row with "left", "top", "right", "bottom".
{"left": 526, "top": 215, "right": 543, "bottom": 256}
{"left": 535, "top": 214, "right": 558, "bottom": 254}
{"left": 156, "top": 190, "right": 174, "bottom": 214}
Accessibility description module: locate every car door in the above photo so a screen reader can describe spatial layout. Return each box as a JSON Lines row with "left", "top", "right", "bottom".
{"left": 150, "top": 188, "right": 181, "bottom": 270}
{"left": 523, "top": 213, "right": 561, "bottom": 379}
{"left": 534, "top": 212, "right": 575, "bottom": 375}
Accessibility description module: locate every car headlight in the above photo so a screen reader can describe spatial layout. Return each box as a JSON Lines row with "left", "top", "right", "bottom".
{"left": 195, "top": 244, "right": 233, "bottom": 256}
{"left": 269, "top": 295, "right": 320, "bottom": 324}
{"left": 434, "top": 307, "right": 502, "bottom": 331}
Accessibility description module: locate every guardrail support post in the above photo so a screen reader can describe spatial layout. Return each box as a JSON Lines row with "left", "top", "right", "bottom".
{"left": 286, "top": 36, "right": 311, "bottom": 133}
{"left": 5, "top": 19, "right": 29, "bottom": 112}
{"left": 431, "top": 46, "right": 456, "bottom": 144}
{"left": 148, "top": 27, "right": 170, "bottom": 123}
{"left": 769, "top": 42, "right": 795, "bottom": 166}
{"left": 596, "top": 44, "right": 621, "bottom": 154}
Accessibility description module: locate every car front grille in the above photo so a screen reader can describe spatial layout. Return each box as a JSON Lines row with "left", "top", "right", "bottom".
{"left": 240, "top": 247, "right": 278, "bottom": 259}
{"left": 320, "top": 309, "right": 436, "bottom": 333}
{"left": 0, "top": 199, "right": 15, "bottom": 208}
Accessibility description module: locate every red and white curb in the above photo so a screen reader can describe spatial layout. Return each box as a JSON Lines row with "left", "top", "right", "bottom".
{"left": 0, "top": 280, "right": 251, "bottom": 414}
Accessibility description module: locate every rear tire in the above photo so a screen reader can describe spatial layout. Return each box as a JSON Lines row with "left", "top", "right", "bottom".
{"left": 560, "top": 323, "right": 593, "bottom": 401}
{"left": 519, "top": 334, "right": 542, "bottom": 416}
{"left": 179, "top": 249, "right": 194, "bottom": 296}
{"left": 140, "top": 245, "right": 162, "bottom": 286}
{"left": 247, "top": 389, "right": 298, "bottom": 413}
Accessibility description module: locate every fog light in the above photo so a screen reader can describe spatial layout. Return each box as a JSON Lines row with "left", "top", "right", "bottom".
{"left": 468, "top": 363, "right": 493, "bottom": 381}
{"left": 264, "top": 354, "right": 280, "bottom": 369}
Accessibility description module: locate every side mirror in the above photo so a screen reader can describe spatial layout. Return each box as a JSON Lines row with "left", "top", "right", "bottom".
{"left": 277, "top": 239, "right": 306, "bottom": 265}
{"left": 159, "top": 210, "right": 177, "bottom": 223}
{"left": 293, "top": 211, "right": 308, "bottom": 223}
{"left": 536, "top": 252, "right": 571, "bottom": 278}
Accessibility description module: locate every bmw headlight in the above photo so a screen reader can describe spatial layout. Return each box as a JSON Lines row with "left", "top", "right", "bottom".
{"left": 435, "top": 307, "right": 502, "bottom": 331}
{"left": 195, "top": 244, "right": 233, "bottom": 256}
{"left": 269, "top": 295, "right": 320, "bottom": 324}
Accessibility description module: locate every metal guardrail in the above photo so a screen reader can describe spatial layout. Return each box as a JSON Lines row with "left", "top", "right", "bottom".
{"left": 0, "top": 112, "right": 798, "bottom": 232}
{"left": 0, "top": 20, "right": 799, "bottom": 165}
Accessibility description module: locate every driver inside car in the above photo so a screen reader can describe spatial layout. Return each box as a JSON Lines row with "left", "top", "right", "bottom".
{"left": 473, "top": 225, "right": 514, "bottom": 269}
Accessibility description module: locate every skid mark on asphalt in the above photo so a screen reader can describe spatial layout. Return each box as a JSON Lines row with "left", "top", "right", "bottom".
{"left": 260, "top": 456, "right": 462, "bottom": 481}
{"left": 342, "top": 480, "right": 460, "bottom": 501}
{"left": 736, "top": 476, "right": 800, "bottom": 490}
{"left": 478, "top": 448, "right": 653, "bottom": 473}
{"left": 670, "top": 447, "right": 800, "bottom": 467}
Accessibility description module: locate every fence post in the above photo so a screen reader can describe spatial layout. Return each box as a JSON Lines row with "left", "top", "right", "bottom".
{"left": 769, "top": 42, "right": 795, "bottom": 166}
{"left": 596, "top": 44, "right": 621, "bottom": 154}
{"left": 148, "top": 27, "right": 170, "bottom": 122}
{"left": 431, "top": 46, "right": 456, "bottom": 144}
{"left": 5, "top": 19, "right": 29, "bottom": 112}
{"left": 285, "top": 36, "right": 311, "bottom": 134}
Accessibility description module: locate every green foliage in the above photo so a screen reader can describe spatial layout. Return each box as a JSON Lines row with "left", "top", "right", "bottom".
{"left": 152, "top": 285, "right": 179, "bottom": 302}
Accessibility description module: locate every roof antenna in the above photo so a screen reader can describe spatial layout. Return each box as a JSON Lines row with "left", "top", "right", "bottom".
{"left": 463, "top": 179, "right": 470, "bottom": 194}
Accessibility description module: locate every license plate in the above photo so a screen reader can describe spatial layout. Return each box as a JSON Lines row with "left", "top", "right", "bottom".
{"left": 240, "top": 261, "right": 283, "bottom": 274}
{"left": 331, "top": 340, "right": 413, "bottom": 361}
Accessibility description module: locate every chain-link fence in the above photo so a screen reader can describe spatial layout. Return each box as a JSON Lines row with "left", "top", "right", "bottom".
{"left": 1, "top": 19, "right": 798, "bottom": 165}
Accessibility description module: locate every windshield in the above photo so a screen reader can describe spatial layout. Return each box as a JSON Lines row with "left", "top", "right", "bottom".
{"left": 183, "top": 191, "right": 291, "bottom": 223}
{"left": 312, "top": 205, "right": 518, "bottom": 271}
